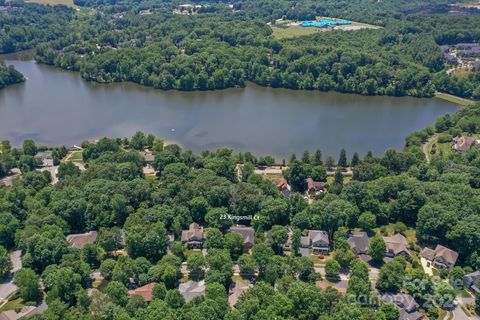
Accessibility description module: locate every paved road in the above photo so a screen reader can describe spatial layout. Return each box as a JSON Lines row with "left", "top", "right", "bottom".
{"left": 0, "top": 250, "right": 22, "bottom": 303}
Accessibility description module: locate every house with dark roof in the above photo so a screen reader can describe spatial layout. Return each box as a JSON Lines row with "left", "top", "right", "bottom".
{"left": 305, "top": 178, "right": 325, "bottom": 196}
{"left": 464, "top": 271, "right": 480, "bottom": 294}
{"left": 347, "top": 231, "right": 370, "bottom": 255}
{"left": 433, "top": 245, "right": 459, "bottom": 269}
{"left": 179, "top": 280, "right": 206, "bottom": 301}
{"left": 228, "top": 226, "right": 255, "bottom": 251}
{"left": 444, "top": 54, "right": 459, "bottom": 65}
{"left": 420, "top": 245, "right": 459, "bottom": 269}
{"left": 128, "top": 282, "right": 156, "bottom": 302}
{"left": 181, "top": 223, "right": 204, "bottom": 249}
{"left": 381, "top": 293, "right": 425, "bottom": 320}
{"left": 275, "top": 178, "right": 293, "bottom": 197}
{"left": 300, "top": 230, "right": 330, "bottom": 256}
{"left": 452, "top": 136, "right": 479, "bottom": 153}
{"left": 383, "top": 234, "right": 410, "bottom": 259}
{"left": 66, "top": 231, "right": 98, "bottom": 249}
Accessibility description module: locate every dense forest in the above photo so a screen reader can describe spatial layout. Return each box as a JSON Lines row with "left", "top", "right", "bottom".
{"left": 0, "top": 62, "right": 24, "bottom": 89}
{"left": 1, "top": 102, "right": 480, "bottom": 319}
{"left": 1, "top": 0, "right": 480, "bottom": 97}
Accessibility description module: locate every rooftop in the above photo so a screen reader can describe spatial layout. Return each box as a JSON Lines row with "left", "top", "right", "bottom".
{"left": 66, "top": 231, "right": 98, "bottom": 249}
{"left": 179, "top": 280, "right": 206, "bottom": 302}
{"left": 128, "top": 282, "right": 156, "bottom": 302}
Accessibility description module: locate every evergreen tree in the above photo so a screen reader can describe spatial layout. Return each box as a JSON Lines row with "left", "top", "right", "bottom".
{"left": 311, "top": 149, "right": 323, "bottom": 166}
{"left": 351, "top": 152, "right": 360, "bottom": 167}
{"left": 301, "top": 150, "right": 310, "bottom": 164}
{"left": 338, "top": 148, "right": 348, "bottom": 168}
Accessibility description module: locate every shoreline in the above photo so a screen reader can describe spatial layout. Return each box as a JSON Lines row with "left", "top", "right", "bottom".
{"left": 0, "top": 52, "right": 473, "bottom": 103}
{"left": 435, "top": 92, "right": 474, "bottom": 106}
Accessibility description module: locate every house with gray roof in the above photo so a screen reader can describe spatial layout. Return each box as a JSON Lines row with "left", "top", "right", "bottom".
{"left": 179, "top": 280, "right": 206, "bottom": 302}
{"left": 300, "top": 230, "right": 330, "bottom": 256}
{"left": 464, "top": 271, "right": 480, "bottom": 294}
{"left": 347, "top": 231, "right": 370, "bottom": 254}
{"left": 381, "top": 293, "right": 425, "bottom": 320}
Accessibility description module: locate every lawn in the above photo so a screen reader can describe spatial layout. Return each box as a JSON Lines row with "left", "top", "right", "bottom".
{"left": 435, "top": 92, "right": 474, "bottom": 106}
{"left": 25, "top": 0, "right": 77, "bottom": 7}
{"left": 0, "top": 296, "right": 25, "bottom": 313}
{"left": 270, "top": 25, "right": 323, "bottom": 39}
{"left": 66, "top": 150, "right": 83, "bottom": 163}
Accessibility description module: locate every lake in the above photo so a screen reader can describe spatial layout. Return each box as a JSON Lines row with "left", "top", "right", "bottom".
{"left": 0, "top": 55, "right": 460, "bottom": 159}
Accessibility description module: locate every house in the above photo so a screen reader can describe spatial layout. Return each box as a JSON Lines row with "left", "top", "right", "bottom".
{"left": 66, "top": 231, "right": 98, "bottom": 249}
{"left": 174, "top": 4, "right": 201, "bottom": 14}
{"left": 383, "top": 234, "right": 410, "bottom": 258}
{"left": 140, "top": 150, "right": 155, "bottom": 162}
{"left": 179, "top": 280, "right": 206, "bottom": 302}
{"left": 347, "top": 231, "right": 370, "bottom": 255}
{"left": 381, "top": 293, "right": 425, "bottom": 320}
{"left": 305, "top": 178, "right": 325, "bottom": 195}
{"left": 300, "top": 230, "right": 330, "bottom": 256}
{"left": 421, "top": 245, "right": 459, "bottom": 269}
{"left": 228, "top": 279, "right": 252, "bottom": 307}
{"left": 228, "top": 226, "right": 255, "bottom": 251}
{"left": 275, "top": 178, "right": 292, "bottom": 197}
{"left": 181, "top": 223, "right": 204, "bottom": 249}
{"left": 433, "top": 245, "right": 458, "bottom": 269}
{"left": 35, "top": 151, "right": 53, "bottom": 167}
{"left": 463, "top": 271, "right": 480, "bottom": 294}
{"left": 444, "top": 54, "right": 459, "bottom": 65}
{"left": 128, "top": 282, "right": 156, "bottom": 302}
{"left": 139, "top": 9, "right": 152, "bottom": 15}
{"left": 452, "top": 136, "right": 479, "bottom": 152}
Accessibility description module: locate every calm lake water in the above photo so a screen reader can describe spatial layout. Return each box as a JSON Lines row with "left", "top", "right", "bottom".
{"left": 0, "top": 55, "right": 460, "bottom": 158}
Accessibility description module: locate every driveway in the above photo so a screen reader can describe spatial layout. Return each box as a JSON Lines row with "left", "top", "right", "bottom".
{"left": 420, "top": 257, "right": 434, "bottom": 276}
{"left": 0, "top": 251, "right": 22, "bottom": 304}
{"left": 453, "top": 297, "right": 480, "bottom": 320}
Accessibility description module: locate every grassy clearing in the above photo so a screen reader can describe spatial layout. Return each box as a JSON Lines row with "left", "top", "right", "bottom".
{"left": 452, "top": 68, "right": 472, "bottom": 77}
{"left": 270, "top": 25, "right": 322, "bottom": 39}
{"left": 455, "top": 288, "right": 471, "bottom": 298}
{"left": 67, "top": 150, "right": 83, "bottom": 163}
{"left": 327, "top": 176, "right": 351, "bottom": 185}
{"left": 0, "top": 296, "right": 25, "bottom": 313}
{"left": 435, "top": 92, "right": 474, "bottom": 106}
{"left": 25, "top": 0, "right": 77, "bottom": 7}
{"left": 93, "top": 279, "right": 109, "bottom": 292}
{"left": 375, "top": 224, "right": 417, "bottom": 244}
